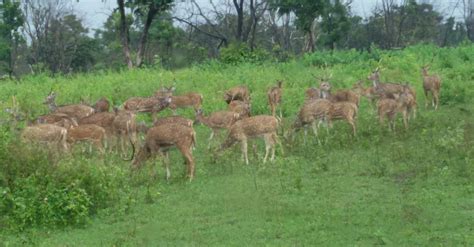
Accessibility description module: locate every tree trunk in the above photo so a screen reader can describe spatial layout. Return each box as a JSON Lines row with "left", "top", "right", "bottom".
{"left": 117, "top": 0, "right": 133, "bottom": 69}
{"left": 136, "top": 3, "right": 158, "bottom": 67}
{"left": 233, "top": 0, "right": 244, "bottom": 42}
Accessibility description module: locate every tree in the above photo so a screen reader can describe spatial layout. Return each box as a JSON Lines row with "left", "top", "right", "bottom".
{"left": 271, "top": 0, "right": 327, "bottom": 52}
{"left": 116, "top": 0, "right": 174, "bottom": 68}
{"left": 0, "top": 0, "right": 24, "bottom": 78}
{"left": 319, "top": 0, "right": 350, "bottom": 50}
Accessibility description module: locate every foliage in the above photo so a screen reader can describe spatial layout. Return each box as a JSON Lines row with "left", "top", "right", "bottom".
{"left": 219, "top": 43, "right": 270, "bottom": 64}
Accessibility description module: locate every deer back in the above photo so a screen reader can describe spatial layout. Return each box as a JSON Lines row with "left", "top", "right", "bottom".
{"left": 154, "top": 116, "right": 193, "bottom": 127}
{"left": 94, "top": 97, "right": 110, "bottom": 112}
{"left": 224, "top": 85, "right": 250, "bottom": 104}
{"left": 67, "top": 124, "right": 105, "bottom": 142}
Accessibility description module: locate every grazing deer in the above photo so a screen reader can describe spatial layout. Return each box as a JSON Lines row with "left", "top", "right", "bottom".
{"left": 224, "top": 85, "right": 250, "bottom": 104}
{"left": 421, "top": 66, "right": 441, "bottom": 110}
{"left": 377, "top": 92, "right": 411, "bottom": 130}
{"left": 305, "top": 87, "right": 321, "bottom": 102}
{"left": 34, "top": 113, "right": 78, "bottom": 129}
{"left": 93, "top": 97, "right": 110, "bottom": 112}
{"left": 21, "top": 124, "right": 69, "bottom": 152}
{"left": 319, "top": 81, "right": 360, "bottom": 107}
{"left": 112, "top": 109, "right": 137, "bottom": 155}
{"left": 169, "top": 92, "right": 203, "bottom": 115}
{"left": 67, "top": 124, "right": 106, "bottom": 153}
{"left": 154, "top": 116, "right": 193, "bottom": 128}
{"left": 130, "top": 123, "right": 196, "bottom": 181}
{"left": 123, "top": 88, "right": 173, "bottom": 121}
{"left": 219, "top": 115, "right": 280, "bottom": 165}
{"left": 228, "top": 100, "right": 251, "bottom": 119}
{"left": 289, "top": 99, "right": 332, "bottom": 144}
{"left": 327, "top": 102, "right": 358, "bottom": 136}
{"left": 267, "top": 80, "right": 283, "bottom": 118}
{"left": 195, "top": 109, "right": 239, "bottom": 148}
{"left": 44, "top": 91, "right": 95, "bottom": 120}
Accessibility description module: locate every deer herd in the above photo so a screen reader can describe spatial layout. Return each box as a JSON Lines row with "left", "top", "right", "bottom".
{"left": 12, "top": 66, "right": 442, "bottom": 181}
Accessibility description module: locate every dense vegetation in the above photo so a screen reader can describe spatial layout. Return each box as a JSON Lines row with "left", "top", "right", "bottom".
{"left": 0, "top": 44, "right": 473, "bottom": 245}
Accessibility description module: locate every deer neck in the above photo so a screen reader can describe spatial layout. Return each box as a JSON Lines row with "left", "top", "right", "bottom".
{"left": 320, "top": 90, "right": 330, "bottom": 99}
{"left": 48, "top": 101, "right": 57, "bottom": 112}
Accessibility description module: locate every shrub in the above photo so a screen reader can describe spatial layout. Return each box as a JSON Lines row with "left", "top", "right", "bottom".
{"left": 220, "top": 43, "right": 270, "bottom": 64}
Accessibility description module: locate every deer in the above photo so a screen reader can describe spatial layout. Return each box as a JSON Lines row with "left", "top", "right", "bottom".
{"left": 368, "top": 68, "right": 417, "bottom": 97}
{"left": 195, "top": 109, "right": 240, "bottom": 148}
{"left": 267, "top": 80, "right": 283, "bottom": 118}
{"left": 319, "top": 81, "right": 360, "bottom": 107}
{"left": 228, "top": 100, "right": 251, "bottom": 119}
{"left": 421, "top": 66, "right": 441, "bottom": 110}
{"left": 327, "top": 102, "right": 358, "bottom": 136}
{"left": 21, "top": 124, "right": 69, "bottom": 152}
{"left": 168, "top": 92, "right": 203, "bottom": 115}
{"left": 219, "top": 115, "right": 281, "bottom": 165}
{"left": 352, "top": 81, "right": 378, "bottom": 108}
{"left": 44, "top": 91, "right": 95, "bottom": 120}
{"left": 34, "top": 113, "right": 78, "bottom": 129}
{"left": 67, "top": 124, "right": 106, "bottom": 153}
{"left": 130, "top": 123, "right": 196, "bottom": 181}
{"left": 154, "top": 115, "right": 193, "bottom": 128}
{"left": 112, "top": 109, "right": 137, "bottom": 155}
{"left": 93, "top": 97, "right": 110, "bottom": 112}
{"left": 123, "top": 88, "right": 173, "bottom": 121}
{"left": 224, "top": 85, "right": 250, "bottom": 104}
{"left": 305, "top": 87, "right": 321, "bottom": 102}
{"left": 377, "top": 91, "right": 411, "bottom": 131}
{"left": 289, "top": 99, "right": 332, "bottom": 144}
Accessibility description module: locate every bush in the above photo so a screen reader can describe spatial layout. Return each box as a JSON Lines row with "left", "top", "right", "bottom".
{"left": 220, "top": 43, "right": 270, "bottom": 64}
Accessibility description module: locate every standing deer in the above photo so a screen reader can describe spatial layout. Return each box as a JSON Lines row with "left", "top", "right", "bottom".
{"left": 169, "top": 92, "right": 203, "bottom": 115}
{"left": 123, "top": 88, "right": 173, "bottom": 121}
{"left": 130, "top": 123, "right": 196, "bottom": 181}
{"left": 67, "top": 124, "right": 106, "bottom": 153}
{"left": 377, "top": 92, "right": 411, "bottom": 130}
{"left": 21, "top": 124, "right": 69, "bottom": 152}
{"left": 224, "top": 85, "right": 250, "bottom": 104}
{"left": 44, "top": 91, "right": 95, "bottom": 120}
{"left": 327, "top": 102, "right": 358, "bottom": 136}
{"left": 219, "top": 115, "right": 280, "bottom": 165}
{"left": 112, "top": 109, "right": 137, "bottom": 155}
{"left": 267, "top": 80, "right": 283, "bottom": 118}
{"left": 305, "top": 87, "right": 321, "bottom": 102}
{"left": 289, "top": 99, "right": 331, "bottom": 144}
{"left": 319, "top": 81, "right": 360, "bottom": 107}
{"left": 154, "top": 115, "right": 193, "bottom": 128}
{"left": 228, "top": 100, "right": 251, "bottom": 119}
{"left": 421, "top": 66, "right": 441, "bottom": 110}
{"left": 352, "top": 81, "right": 378, "bottom": 108}
{"left": 195, "top": 109, "right": 240, "bottom": 148}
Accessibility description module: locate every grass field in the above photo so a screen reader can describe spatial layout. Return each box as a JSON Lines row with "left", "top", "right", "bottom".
{"left": 0, "top": 44, "right": 473, "bottom": 246}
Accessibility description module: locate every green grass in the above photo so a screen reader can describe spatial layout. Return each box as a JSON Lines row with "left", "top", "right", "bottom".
{"left": 1, "top": 44, "right": 474, "bottom": 246}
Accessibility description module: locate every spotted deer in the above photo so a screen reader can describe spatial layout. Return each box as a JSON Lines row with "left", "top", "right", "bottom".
{"left": 93, "top": 97, "right": 110, "bottom": 112}
{"left": 195, "top": 109, "right": 239, "bottom": 148}
{"left": 327, "top": 102, "right": 358, "bottom": 136}
{"left": 130, "top": 123, "right": 196, "bottom": 181}
{"left": 112, "top": 109, "right": 137, "bottom": 155}
{"left": 228, "top": 100, "right": 251, "bottom": 119}
{"left": 305, "top": 87, "right": 321, "bottom": 102}
{"left": 421, "top": 66, "right": 441, "bottom": 110}
{"left": 153, "top": 115, "right": 193, "bottom": 128}
{"left": 34, "top": 113, "right": 78, "bottom": 129}
{"left": 289, "top": 99, "right": 331, "bottom": 144}
{"left": 44, "top": 91, "right": 95, "bottom": 120}
{"left": 21, "top": 124, "right": 69, "bottom": 152}
{"left": 319, "top": 81, "right": 360, "bottom": 107}
{"left": 377, "top": 92, "right": 411, "bottom": 130}
{"left": 169, "top": 92, "right": 203, "bottom": 115}
{"left": 352, "top": 81, "right": 378, "bottom": 108}
{"left": 219, "top": 115, "right": 280, "bottom": 165}
{"left": 224, "top": 85, "right": 250, "bottom": 104}
{"left": 267, "top": 80, "right": 283, "bottom": 118}
{"left": 123, "top": 88, "right": 173, "bottom": 121}
{"left": 67, "top": 124, "right": 106, "bottom": 153}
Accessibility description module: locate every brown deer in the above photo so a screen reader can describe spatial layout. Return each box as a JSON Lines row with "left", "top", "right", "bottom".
{"left": 195, "top": 109, "right": 240, "bottom": 148}
{"left": 368, "top": 68, "right": 417, "bottom": 96}
{"left": 44, "top": 91, "right": 95, "bottom": 120}
{"left": 67, "top": 124, "right": 106, "bottom": 153}
{"left": 130, "top": 123, "right": 196, "bottom": 181}
{"left": 112, "top": 109, "right": 137, "bottom": 155}
{"left": 267, "top": 80, "right": 283, "bottom": 118}
{"left": 168, "top": 92, "right": 203, "bottom": 115}
{"left": 34, "top": 113, "right": 78, "bottom": 129}
{"left": 352, "top": 81, "right": 378, "bottom": 108}
{"left": 219, "top": 115, "right": 280, "bottom": 165}
{"left": 305, "top": 87, "right": 321, "bottom": 102}
{"left": 123, "top": 88, "right": 173, "bottom": 121}
{"left": 421, "top": 66, "right": 441, "bottom": 110}
{"left": 377, "top": 92, "right": 411, "bottom": 130}
{"left": 327, "top": 102, "right": 358, "bottom": 136}
{"left": 154, "top": 116, "right": 193, "bottom": 128}
{"left": 21, "top": 124, "right": 69, "bottom": 152}
{"left": 228, "top": 100, "right": 251, "bottom": 119}
{"left": 319, "top": 81, "right": 360, "bottom": 107}
{"left": 224, "top": 85, "right": 250, "bottom": 104}
{"left": 93, "top": 97, "right": 110, "bottom": 112}
{"left": 289, "top": 99, "right": 332, "bottom": 144}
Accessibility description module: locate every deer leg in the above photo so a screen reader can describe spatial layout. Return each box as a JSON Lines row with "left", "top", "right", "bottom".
{"left": 207, "top": 130, "right": 215, "bottom": 149}
{"left": 402, "top": 111, "right": 408, "bottom": 129}
{"left": 303, "top": 126, "right": 308, "bottom": 144}
{"left": 263, "top": 134, "right": 271, "bottom": 163}
{"left": 241, "top": 139, "right": 249, "bottom": 165}
{"left": 163, "top": 152, "right": 171, "bottom": 181}
{"left": 311, "top": 122, "right": 321, "bottom": 145}
{"left": 434, "top": 92, "right": 439, "bottom": 110}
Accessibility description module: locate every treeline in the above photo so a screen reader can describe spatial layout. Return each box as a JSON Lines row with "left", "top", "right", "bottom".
{"left": 0, "top": 0, "right": 473, "bottom": 77}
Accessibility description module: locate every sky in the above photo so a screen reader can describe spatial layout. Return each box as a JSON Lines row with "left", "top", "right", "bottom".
{"left": 71, "top": 0, "right": 465, "bottom": 32}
